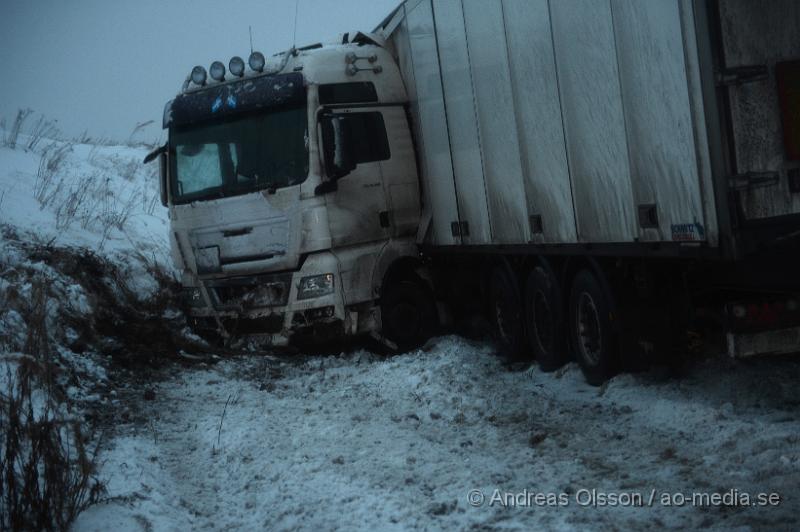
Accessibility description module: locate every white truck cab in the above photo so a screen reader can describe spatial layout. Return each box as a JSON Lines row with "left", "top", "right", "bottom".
{"left": 151, "top": 33, "right": 434, "bottom": 348}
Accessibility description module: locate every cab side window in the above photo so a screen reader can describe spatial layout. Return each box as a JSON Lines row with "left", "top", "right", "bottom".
{"left": 344, "top": 112, "right": 391, "bottom": 164}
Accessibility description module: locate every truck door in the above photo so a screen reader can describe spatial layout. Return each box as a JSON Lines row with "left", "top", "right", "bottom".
{"left": 322, "top": 108, "right": 391, "bottom": 248}
{"left": 716, "top": 0, "right": 800, "bottom": 226}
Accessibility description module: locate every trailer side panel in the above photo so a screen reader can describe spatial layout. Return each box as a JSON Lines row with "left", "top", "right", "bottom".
{"left": 550, "top": 0, "right": 637, "bottom": 243}
{"left": 433, "top": 0, "right": 492, "bottom": 244}
{"left": 502, "top": 0, "right": 578, "bottom": 244}
{"left": 612, "top": 0, "right": 707, "bottom": 243}
{"left": 462, "top": 0, "right": 530, "bottom": 244}
{"left": 404, "top": 0, "right": 461, "bottom": 245}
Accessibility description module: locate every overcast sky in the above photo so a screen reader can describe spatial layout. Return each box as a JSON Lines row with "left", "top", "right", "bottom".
{"left": 0, "top": 0, "right": 399, "bottom": 143}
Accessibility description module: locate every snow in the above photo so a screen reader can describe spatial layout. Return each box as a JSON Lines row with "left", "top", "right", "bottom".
{"left": 0, "top": 136, "right": 170, "bottom": 263}
{"left": 74, "top": 336, "right": 800, "bottom": 530}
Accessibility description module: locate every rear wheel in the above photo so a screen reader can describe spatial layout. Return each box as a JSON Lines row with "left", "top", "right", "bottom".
{"left": 524, "top": 266, "right": 566, "bottom": 371}
{"left": 487, "top": 264, "right": 526, "bottom": 359}
{"left": 381, "top": 278, "right": 437, "bottom": 351}
{"left": 568, "top": 269, "right": 619, "bottom": 385}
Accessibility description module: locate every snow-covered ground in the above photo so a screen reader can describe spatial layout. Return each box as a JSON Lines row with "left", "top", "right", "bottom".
{"left": 1, "top": 133, "right": 799, "bottom": 531}
{"left": 0, "top": 134, "right": 173, "bottom": 405}
{"left": 0, "top": 135, "right": 168, "bottom": 258}
{"left": 73, "top": 337, "right": 800, "bottom": 531}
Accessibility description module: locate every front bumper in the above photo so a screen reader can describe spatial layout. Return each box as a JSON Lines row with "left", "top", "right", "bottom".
{"left": 184, "top": 253, "right": 348, "bottom": 346}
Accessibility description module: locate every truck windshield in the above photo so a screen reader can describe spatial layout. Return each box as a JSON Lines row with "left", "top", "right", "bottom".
{"left": 169, "top": 104, "right": 308, "bottom": 203}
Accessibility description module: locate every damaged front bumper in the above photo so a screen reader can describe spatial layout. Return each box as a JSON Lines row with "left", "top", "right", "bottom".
{"left": 183, "top": 253, "right": 359, "bottom": 346}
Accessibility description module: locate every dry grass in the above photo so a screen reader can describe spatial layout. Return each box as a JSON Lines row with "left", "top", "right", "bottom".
{"left": 33, "top": 142, "right": 73, "bottom": 206}
{"left": 1, "top": 109, "right": 62, "bottom": 152}
{"left": 0, "top": 361, "right": 105, "bottom": 531}
{"left": 32, "top": 140, "right": 144, "bottom": 244}
{"left": 1, "top": 279, "right": 105, "bottom": 531}
{"left": 2, "top": 109, "right": 33, "bottom": 149}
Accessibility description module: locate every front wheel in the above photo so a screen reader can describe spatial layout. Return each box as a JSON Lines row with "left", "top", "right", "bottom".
{"left": 381, "top": 278, "right": 438, "bottom": 351}
{"left": 568, "top": 269, "right": 619, "bottom": 385}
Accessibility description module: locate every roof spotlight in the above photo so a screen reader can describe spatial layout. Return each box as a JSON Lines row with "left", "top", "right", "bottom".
{"left": 229, "top": 56, "right": 245, "bottom": 77}
{"left": 190, "top": 65, "right": 207, "bottom": 86}
{"left": 210, "top": 61, "right": 226, "bottom": 81}
{"left": 248, "top": 51, "right": 265, "bottom": 72}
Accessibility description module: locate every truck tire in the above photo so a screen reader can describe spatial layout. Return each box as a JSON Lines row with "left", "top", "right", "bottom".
{"left": 488, "top": 264, "right": 526, "bottom": 360}
{"left": 524, "top": 266, "right": 566, "bottom": 371}
{"left": 381, "top": 279, "right": 437, "bottom": 351}
{"left": 568, "top": 269, "right": 619, "bottom": 385}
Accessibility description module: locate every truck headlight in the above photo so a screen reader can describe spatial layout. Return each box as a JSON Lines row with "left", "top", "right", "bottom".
{"left": 297, "top": 273, "right": 335, "bottom": 300}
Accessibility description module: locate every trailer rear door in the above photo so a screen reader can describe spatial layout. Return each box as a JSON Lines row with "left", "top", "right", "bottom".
{"left": 717, "top": 0, "right": 800, "bottom": 227}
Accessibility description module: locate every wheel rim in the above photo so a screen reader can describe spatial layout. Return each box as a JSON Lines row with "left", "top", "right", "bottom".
{"left": 575, "top": 291, "right": 602, "bottom": 366}
{"left": 531, "top": 289, "right": 554, "bottom": 353}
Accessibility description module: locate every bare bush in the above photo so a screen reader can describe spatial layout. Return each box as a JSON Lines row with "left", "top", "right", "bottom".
{"left": 144, "top": 184, "right": 160, "bottom": 216}
{"left": 34, "top": 143, "right": 73, "bottom": 206}
{"left": 76, "top": 130, "right": 92, "bottom": 145}
{"left": 3, "top": 109, "right": 33, "bottom": 149}
{"left": 127, "top": 120, "right": 155, "bottom": 146}
{"left": 23, "top": 279, "right": 51, "bottom": 363}
{"left": 33, "top": 142, "right": 143, "bottom": 238}
{"left": 97, "top": 185, "right": 139, "bottom": 250}
{"left": 93, "top": 136, "right": 118, "bottom": 147}
{"left": 0, "top": 362, "right": 105, "bottom": 531}
{"left": 53, "top": 173, "right": 97, "bottom": 230}
{"left": 119, "top": 158, "right": 139, "bottom": 182}
{"left": 1, "top": 279, "right": 105, "bottom": 531}
{"left": 87, "top": 144, "right": 101, "bottom": 165}
{"left": 26, "top": 115, "right": 61, "bottom": 152}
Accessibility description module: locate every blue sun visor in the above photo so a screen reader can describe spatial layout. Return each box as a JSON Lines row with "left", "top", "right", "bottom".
{"left": 163, "top": 72, "right": 305, "bottom": 129}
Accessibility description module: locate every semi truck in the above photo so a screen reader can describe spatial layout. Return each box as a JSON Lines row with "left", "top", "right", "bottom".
{"left": 148, "top": 0, "right": 800, "bottom": 384}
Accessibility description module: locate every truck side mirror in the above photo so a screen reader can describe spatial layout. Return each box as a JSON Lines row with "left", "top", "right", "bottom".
{"left": 144, "top": 144, "right": 169, "bottom": 206}
{"left": 320, "top": 114, "right": 356, "bottom": 180}
{"left": 158, "top": 151, "right": 169, "bottom": 206}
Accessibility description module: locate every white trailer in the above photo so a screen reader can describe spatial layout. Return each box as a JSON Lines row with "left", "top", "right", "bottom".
{"left": 377, "top": 0, "right": 800, "bottom": 381}
{"left": 151, "top": 0, "right": 800, "bottom": 384}
{"left": 383, "top": 0, "right": 800, "bottom": 250}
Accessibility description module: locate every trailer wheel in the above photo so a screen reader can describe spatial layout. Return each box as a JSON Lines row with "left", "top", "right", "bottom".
{"left": 381, "top": 278, "right": 437, "bottom": 351}
{"left": 568, "top": 269, "right": 618, "bottom": 385}
{"left": 488, "top": 264, "right": 526, "bottom": 359}
{"left": 525, "top": 266, "right": 566, "bottom": 371}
